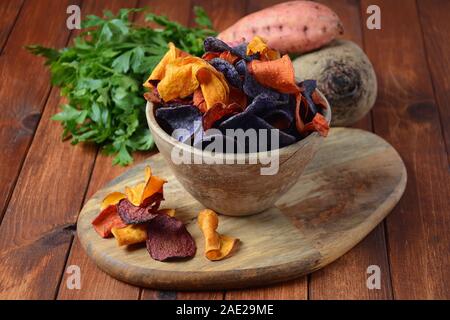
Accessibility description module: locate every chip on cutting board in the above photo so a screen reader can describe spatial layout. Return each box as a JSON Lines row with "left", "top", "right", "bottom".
{"left": 198, "top": 209, "right": 239, "bottom": 261}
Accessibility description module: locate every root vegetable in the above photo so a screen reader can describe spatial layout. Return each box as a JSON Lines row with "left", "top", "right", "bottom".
{"left": 293, "top": 40, "right": 377, "bottom": 126}
{"left": 218, "top": 1, "right": 343, "bottom": 54}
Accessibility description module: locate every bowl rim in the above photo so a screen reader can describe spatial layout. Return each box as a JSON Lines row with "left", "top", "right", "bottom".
{"left": 146, "top": 90, "right": 331, "bottom": 162}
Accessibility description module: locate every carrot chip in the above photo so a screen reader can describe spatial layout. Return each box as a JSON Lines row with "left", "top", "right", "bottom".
{"left": 92, "top": 205, "right": 126, "bottom": 238}
{"left": 101, "top": 192, "right": 126, "bottom": 210}
{"left": 198, "top": 209, "right": 239, "bottom": 261}
{"left": 248, "top": 55, "right": 299, "bottom": 94}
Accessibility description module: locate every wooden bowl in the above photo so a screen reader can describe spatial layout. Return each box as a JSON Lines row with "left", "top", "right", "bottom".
{"left": 146, "top": 92, "right": 331, "bottom": 216}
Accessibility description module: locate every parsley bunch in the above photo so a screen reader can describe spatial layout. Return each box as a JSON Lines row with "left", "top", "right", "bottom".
{"left": 27, "top": 7, "right": 215, "bottom": 165}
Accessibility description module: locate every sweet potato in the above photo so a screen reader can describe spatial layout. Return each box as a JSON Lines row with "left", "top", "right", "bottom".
{"left": 293, "top": 40, "right": 377, "bottom": 126}
{"left": 218, "top": 1, "right": 343, "bottom": 54}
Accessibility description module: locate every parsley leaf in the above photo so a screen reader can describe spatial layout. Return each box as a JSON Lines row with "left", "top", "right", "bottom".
{"left": 27, "top": 7, "right": 215, "bottom": 165}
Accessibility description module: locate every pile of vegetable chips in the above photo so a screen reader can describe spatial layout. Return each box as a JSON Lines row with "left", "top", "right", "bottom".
{"left": 144, "top": 36, "right": 329, "bottom": 151}
{"left": 92, "top": 166, "right": 196, "bottom": 261}
{"left": 92, "top": 166, "right": 239, "bottom": 262}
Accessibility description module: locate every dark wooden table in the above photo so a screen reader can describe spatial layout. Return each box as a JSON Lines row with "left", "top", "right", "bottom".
{"left": 0, "top": 0, "right": 449, "bottom": 300}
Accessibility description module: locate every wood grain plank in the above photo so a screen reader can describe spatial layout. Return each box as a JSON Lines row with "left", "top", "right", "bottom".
{"left": 0, "top": 0, "right": 24, "bottom": 52}
{"left": 0, "top": 0, "right": 140, "bottom": 300}
{"left": 417, "top": 0, "right": 450, "bottom": 164}
{"left": 307, "top": 0, "right": 392, "bottom": 300}
{"left": 0, "top": 0, "right": 76, "bottom": 224}
{"left": 361, "top": 0, "right": 450, "bottom": 299}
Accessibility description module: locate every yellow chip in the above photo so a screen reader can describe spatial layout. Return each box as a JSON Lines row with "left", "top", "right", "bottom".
{"left": 206, "top": 235, "right": 239, "bottom": 261}
{"left": 197, "top": 67, "right": 229, "bottom": 110}
{"left": 144, "top": 43, "right": 188, "bottom": 87}
{"left": 101, "top": 192, "right": 126, "bottom": 210}
{"left": 198, "top": 209, "right": 239, "bottom": 261}
{"left": 156, "top": 54, "right": 229, "bottom": 108}
{"left": 141, "top": 176, "right": 166, "bottom": 204}
{"left": 157, "top": 59, "right": 200, "bottom": 101}
{"left": 247, "top": 36, "right": 280, "bottom": 61}
{"left": 111, "top": 224, "right": 148, "bottom": 246}
{"left": 123, "top": 166, "right": 166, "bottom": 206}
{"left": 125, "top": 183, "right": 145, "bottom": 206}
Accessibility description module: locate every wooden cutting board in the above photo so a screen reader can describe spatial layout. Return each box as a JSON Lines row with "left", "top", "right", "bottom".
{"left": 77, "top": 128, "right": 407, "bottom": 290}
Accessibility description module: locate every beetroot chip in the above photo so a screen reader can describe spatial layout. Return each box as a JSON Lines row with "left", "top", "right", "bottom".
{"left": 146, "top": 214, "right": 196, "bottom": 261}
{"left": 117, "top": 193, "right": 163, "bottom": 224}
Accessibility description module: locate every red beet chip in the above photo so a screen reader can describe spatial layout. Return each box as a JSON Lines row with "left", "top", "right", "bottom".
{"left": 92, "top": 205, "right": 126, "bottom": 238}
{"left": 117, "top": 193, "right": 163, "bottom": 224}
{"left": 146, "top": 214, "right": 196, "bottom": 261}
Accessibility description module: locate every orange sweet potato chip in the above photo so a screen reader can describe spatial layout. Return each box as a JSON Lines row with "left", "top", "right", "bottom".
{"left": 248, "top": 55, "right": 299, "bottom": 94}
{"left": 156, "top": 55, "right": 229, "bottom": 108}
{"left": 203, "top": 102, "right": 244, "bottom": 130}
{"left": 92, "top": 205, "right": 127, "bottom": 238}
{"left": 125, "top": 183, "right": 146, "bottom": 207}
{"left": 101, "top": 192, "right": 126, "bottom": 210}
{"left": 123, "top": 166, "right": 166, "bottom": 206}
{"left": 144, "top": 42, "right": 189, "bottom": 87}
{"left": 302, "top": 113, "right": 330, "bottom": 137}
{"left": 111, "top": 224, "right": 148, "bottom": 246}
{"left": 157, "top": 56, "right": 202, "bottom": 101}
{"left": 196, "top": 67, "right": 229, "bottom": 110}
{"left": 193, "top": 88, "right": 207, "bottom": 113}
{"left": 198, "top": 209, "right": 239, "bottom": 261}
{"left": 247, "top": 36, "right": 280, "bottom": 61}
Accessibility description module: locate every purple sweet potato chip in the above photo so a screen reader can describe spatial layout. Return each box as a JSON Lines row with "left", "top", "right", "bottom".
{"left": 155, "top": 105, "right": 202, "bottom": 143}
{"left": 117, "top": 193, "right": 163, "bottom": 224}
{"left": 299, "top": 80, "right": 318, "bottom": 115}
{"left": 146, "top": 214, "right": 196, "bottom": 261}
{"left": 209, "top": 58, "right": 242, "bottom": 89}
{"left": 235, "top": 59, "right": 246, "bottom": 76}
{"left": 244, "top": 93, "right": 277, "bottom": 115}
{"left": 263, "top": 109, "right": 293, "bottom": 130}
{"left": 230, "top": 43, "right": 258, "bottom": 61}
{"left": 204, "top": 36, "right": 232, "bottom": 53}
{"left": 193, "top": 130, "right": 243, "bottom": 152}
